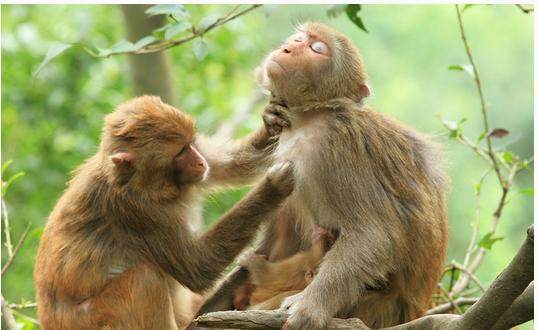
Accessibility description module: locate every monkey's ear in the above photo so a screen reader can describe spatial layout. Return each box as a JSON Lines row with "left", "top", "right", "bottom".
{"left": 110, "top": 152, "right": 134, "bottom": 168}
{"left": 358, "top": 84, "right": 371, "bottom": 99}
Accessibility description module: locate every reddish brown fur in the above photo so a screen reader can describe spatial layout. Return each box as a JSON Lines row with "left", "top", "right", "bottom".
{"left": 34, "top": 96, "right": 294, "bottom": 329}
{"left": 242, "top": 228, "right": 335, "bottom": 310}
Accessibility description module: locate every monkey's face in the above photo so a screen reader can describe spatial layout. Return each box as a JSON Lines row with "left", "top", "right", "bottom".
{"left": 257, "top": 22, "right": 371, "bottom": 105}
{"left": 173, "top": 143, "right": 208, "bottom": 185}
{"left": 262, "top": 29, "right": 332, "bottom": 103}
{"left": 106, "top": 96, "right": 208, "bottom": 188}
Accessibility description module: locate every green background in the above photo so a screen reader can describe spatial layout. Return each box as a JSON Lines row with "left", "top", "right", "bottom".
{"left": 1, "top": 4, "right": 533, "bottom": 328}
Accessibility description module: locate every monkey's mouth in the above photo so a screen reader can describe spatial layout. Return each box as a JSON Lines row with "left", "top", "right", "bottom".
{"left": 270, "top": 59, "right": 287, "bottom": 73}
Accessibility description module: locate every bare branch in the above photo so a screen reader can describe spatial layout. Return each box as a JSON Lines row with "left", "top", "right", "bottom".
{"left": 7, "top": 301, "right": 37, "bottom": 309}
{"left": 491, "top": 281, "right": 533, "bottom": 330}
{"left": 516, "top": 4, "right": 534, "bottom": 14}
{"left": 455, "top": 4, "right": 503, "bottom": 187}
{"left": 426, "top": 297, "right": 479, "bottom": 315}
{"left": 1, "top": 222, "right": 31, "bottom": 276}
{"left": 2, "top": 198, "right": 13, "bottom": 257}
{"left": 192, "top": 310, "right": 369, "bottom": 329}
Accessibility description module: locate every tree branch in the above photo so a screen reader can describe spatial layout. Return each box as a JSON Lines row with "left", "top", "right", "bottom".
{"left": 491, "top": 281, "right": 533, "bottom": 330}
{"left": 193, "top": 310, "right": 369, "bottom": 329}
{"left": 1, "top": 222, "right": 31, "bottom": 276}
{"left": 516, "top": 4, "right": 534, "bottom": 14}
{"left": 132, "top": 5, "right": 262, "bottom": 55}
{"left": 455, "top": 4, "right": 503, "bottom": 187}
{"left": 425, "top": 297, "right": 479, "bottom": 315}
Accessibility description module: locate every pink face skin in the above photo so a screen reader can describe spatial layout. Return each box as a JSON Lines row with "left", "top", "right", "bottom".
{"left": 266, "top": 30, "right": 332, "bottom": 82}
{"left": 174, "top": 144, "right": 208, "bottom": 184}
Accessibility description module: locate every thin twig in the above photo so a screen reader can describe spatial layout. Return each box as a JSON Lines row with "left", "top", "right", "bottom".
{"left": 455, "top": 5, "right": 503, "bottom": 187}
{"left": 462, "top": 168, "right": 491, "bottom": 268}
{"left": 131, "top": 5, "right": 262, "bottom": 56}
{"left": 7, "top": 302, "right": 37, "bottom": 309}
{"left": 451, "top": 261, "right": 486, "bottom": 293}
{"left": 426, "top": 297, "right": 479, "bottom": 315}
{"left": 2, "top": 198, "right": 13, "bottom": 257}
{"left": 438, "top": 283, "right": 464, "bottom": 314}
{"left": 516, "top": 4, "right": 533, "bottom": 13}
{"left": 1, "top": 222, "right": 31, "bottom": 276}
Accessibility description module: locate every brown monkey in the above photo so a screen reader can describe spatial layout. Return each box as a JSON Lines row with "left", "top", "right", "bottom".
{"left": 238, "top": 227, "right": 335, "bottom": 311}
{"left": 33, "top": 96, "right": 294, "bottom": 330}
{"left": 200, "top": 22, "right": 448, "bottom": 329}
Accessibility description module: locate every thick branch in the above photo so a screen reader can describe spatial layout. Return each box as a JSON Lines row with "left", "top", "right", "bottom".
{"left": 491, "top": 281, "right": 534, "bottom": 330}
{"left": 452, "top": 225, "right": 533, "bottom": 330}
{"left": 193, "top": 310, "right": 369, "bottom": 329}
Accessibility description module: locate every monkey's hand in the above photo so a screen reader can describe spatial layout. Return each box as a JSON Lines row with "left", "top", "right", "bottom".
{"left": 265, "top": 161, "right": 295, "bottom": 197}
{"left": 263, "top": 103, "right": 290, "bottom": 136}
{"left": 281, "top": 292, "right": 329, "bottom": 330}
{"left": 238, "top": 250, "right": 268, "bottom": 270}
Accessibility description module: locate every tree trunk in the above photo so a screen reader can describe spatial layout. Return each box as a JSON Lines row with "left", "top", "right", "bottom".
{"left": 121, "top": 5, "right": 175, "bottom": 104}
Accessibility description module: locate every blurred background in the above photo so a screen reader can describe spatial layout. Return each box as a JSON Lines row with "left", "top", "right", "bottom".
{"left": 1, "top": 4, "right": 533, "bottom": 329}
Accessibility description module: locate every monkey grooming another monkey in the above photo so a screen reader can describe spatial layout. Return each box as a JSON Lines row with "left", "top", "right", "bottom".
{"left": 200, "top": 22, "right": 448, "bottom": 329}
{"left": 34, "top": 96, "right": 294, "bottom": 330}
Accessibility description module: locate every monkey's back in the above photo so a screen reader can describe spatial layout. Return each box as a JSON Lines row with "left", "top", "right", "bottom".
{"left": 276, "top": 99, "right": 448, "bottom": 327}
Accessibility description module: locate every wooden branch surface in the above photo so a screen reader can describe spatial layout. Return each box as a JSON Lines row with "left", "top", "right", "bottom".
{"left": 193, "top": 310, "right": 369, "bottom": 329}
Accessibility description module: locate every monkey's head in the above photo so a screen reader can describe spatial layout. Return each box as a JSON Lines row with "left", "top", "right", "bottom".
{"left": 102, "top": 96, "right": 208, "bottom": 191}
{"left": 256, "top": 22, "right": 370, "bottom": 106}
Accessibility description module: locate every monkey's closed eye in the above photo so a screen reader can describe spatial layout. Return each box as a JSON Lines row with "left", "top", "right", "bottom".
{"left": 310, "top": 41, "right": 328, "bottom": 54}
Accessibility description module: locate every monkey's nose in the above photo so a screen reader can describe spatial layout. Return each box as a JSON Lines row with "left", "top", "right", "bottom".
{"left": 282, "top": 47, "right": 291, "bottom": 54}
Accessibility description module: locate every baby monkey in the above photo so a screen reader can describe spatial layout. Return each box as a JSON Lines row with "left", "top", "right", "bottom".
{"left": 235, "top": 227, "right": 336, "bottom": 311}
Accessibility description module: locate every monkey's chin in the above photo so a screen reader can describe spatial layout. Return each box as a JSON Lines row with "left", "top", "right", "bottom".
{"left": 266, "top": 60, "right": 286, "bottom": 80}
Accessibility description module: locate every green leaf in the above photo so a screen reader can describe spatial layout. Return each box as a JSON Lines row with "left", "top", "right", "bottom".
{"left": 442, "top": 118, "right": 466, "bottom": 139}
{"left": 199, "top": 16, "right": 219, "bottom": 31}
{"left": 326, "top": 4, "right": 348, "bottom": 18}
{"left": 519, "top": 188, "right": 534, "bottom": 196}
{"left": 448, "top": 64, "right": 475, "bottom": 79}
{"left": 152, "top": 24, "right": 172, "bottom": 40}
{"left": 164, "top": 22, "right": 192, "bottom": 40}
{"left": 1, "top": 160, "right": 13, "bottom": 175}
{"left": 477, "top": 132, "right": 487, "bottom": 143}
{"left": 133, "top": 36, "right": 158, "bottom": 49}
{"left": 473, "top": 182, "right": 481, "bottom": 195}
{"left": 2, "top": 171, "right": 25, "bottom": 197}
{"left": 145, "top": 4, "right": 185, "bottom": 16}
{"left": 345, "top": 4, "right": 368, "bottom": 33}
{"left": 478, "top": 233, "right": 504, "bottom": 250}
{"left": 109, "top": 40, "right": 137, "bottom": 53}
{"left": 33, "top": 43, "right": 73, "bottom": 80}
{"left": 502, "top": 151, "right": 515, "bottom": 165}
{"left": 192, "top": 39, "right": 208, "bottom": 60}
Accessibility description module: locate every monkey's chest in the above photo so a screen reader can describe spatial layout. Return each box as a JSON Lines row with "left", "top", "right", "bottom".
{"left": 274, "top": 124, "right": 330, "bottom": 227}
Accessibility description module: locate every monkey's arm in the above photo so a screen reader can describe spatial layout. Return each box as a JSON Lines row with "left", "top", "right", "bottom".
{"left": 196, "top": 128, "right": 276, "bottom": 189}
{"left": 144, "top": 163, "right": 293, "bottom": 294}
{"left": 283, "top": 230, "right": 393, "bottom": 328}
